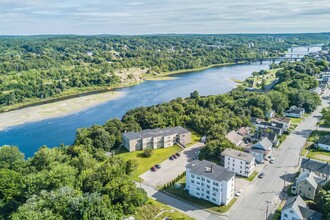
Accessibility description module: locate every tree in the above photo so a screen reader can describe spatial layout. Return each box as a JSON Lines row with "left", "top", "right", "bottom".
{"left": 142, "top": 148, "right": 153, "bottom": 158}
{"left": 0, "top": 146, "right": 24, "bottom": 171}
{"left": 190, "top": 90, "right": 200, "bottom": 99}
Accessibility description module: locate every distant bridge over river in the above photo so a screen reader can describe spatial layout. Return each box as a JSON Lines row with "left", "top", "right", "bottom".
{"left": 236, "top": 57, "right": 301, "bottom": 64}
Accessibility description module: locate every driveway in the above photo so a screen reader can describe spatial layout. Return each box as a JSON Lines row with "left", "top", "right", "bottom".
{"left": 140, "top": 142, "right": 204, "bottom": 187}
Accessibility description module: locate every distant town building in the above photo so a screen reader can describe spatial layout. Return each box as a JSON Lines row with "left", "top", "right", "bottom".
{"left": 281, "top": 195, "right": 322, "bottom": 220}
{"left": 316, "top": 135, "right": 330, "bottom": 152}
{"left": 284, "top": 106, "right": 305, "bottom": 118}
{"left": 225, "top": 130, "right": 243, "bottom": 146}
{"left": 221, "top": 148, "right": 255, "bottom": 177}
{"left": 291, "top": 171, "right": 327, "bottom": 200}
{"left": 186, "top": 160, "right": 235, "bottom": 206}
{"left": 122, "top": 126, "right": 191, "bottom": 152}
{"left": 300, "top": 158, "right": 330, "bottom": 181}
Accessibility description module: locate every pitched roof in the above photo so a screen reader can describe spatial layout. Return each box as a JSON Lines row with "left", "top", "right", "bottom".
{"left": 286, "top": 106, "right": 305, "bottom": 114}
{"left": 237, "top": 127, "right": 250, "bottom": 136}
{"left": 282, "top": 196, "right": 322, "bottom": 220}
{"left": 123, "top": 126, "right": 190, "bottom": 140}
{"left": 318, "top": 135, "right": 330, "bottom": 146}
{"left": 301, "top": 158, "right": 330, "bottom": 176}
{"left": 295, "top": 170, "right": 318, "bottom": 189}
{"left": 252, "top": 137, "right": 273, "bottom": 151}
{"left": 187, "top": 160, "right": 235, "bottom": 182}
{"left": 226, "top": 130, "right": 243, "bottom": 146}
{"left": 272, "top": 117, "right": 291, "bottom": 124}
{"left": 221, "top": 148, "right": 254, "bottom": 162}
{"left": 260, "top": 132, "right": 277, "bottom": 143}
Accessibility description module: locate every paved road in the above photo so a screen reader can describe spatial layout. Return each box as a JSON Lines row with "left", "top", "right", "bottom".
{"left": 139, "top": 91, "right": 328, "bottom": 220}
{"left": 140, "top": 142, "right": 204, "bottom": 187}
{"left": 226, "top": 90, "right": 329, "bottom": 220}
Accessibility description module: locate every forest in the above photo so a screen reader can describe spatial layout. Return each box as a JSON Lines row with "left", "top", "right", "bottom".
{"left": 0, "top": 40, "right": 330, "bottom": 219}
{"left": 1, "top": 33, "right": 330, "bottom": 110}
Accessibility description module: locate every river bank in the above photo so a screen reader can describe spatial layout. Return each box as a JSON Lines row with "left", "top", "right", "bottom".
{"left": 0, "top": 91, "right": 124, "bottom": 131}
{"left": 0, "top": 62, "right": 244, "bottom": 113}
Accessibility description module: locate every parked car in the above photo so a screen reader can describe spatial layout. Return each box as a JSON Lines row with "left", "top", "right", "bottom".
{"left": 269, "top": 158, "right": 275, "bottom": 164}
{"left": 155, "top": 164, "right": 161, "bottom": 169}
{"left": 175, "top": 153, "right": 181, "bottom": 157}
{"left": 150, "top": 166, "right": 157, "bottom": 172}
{"left": 235, "top": 189, "right": 243, "bottom": 197}
{"left": 172, "top": 154, "right": 177, "bottom": 159}
{"left": 169, "top": 156, "right": 174, "bottom": 160}
{"left": 258, "top": 172, "right": 265, "bottom": 178}
{"left": 193, "top": 156, "right": 198, "bottom": 160}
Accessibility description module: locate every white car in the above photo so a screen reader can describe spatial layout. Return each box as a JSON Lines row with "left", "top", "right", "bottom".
{"left": 235, "top": 189, "right": 244, "bottom": 197}
{"left": 269, "top": 158, "right": 275, "bottom": 164}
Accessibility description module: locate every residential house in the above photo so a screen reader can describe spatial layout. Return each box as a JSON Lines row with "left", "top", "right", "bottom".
{"left": 186, "top": 160, "right": 235, "bottom": 206}
{"left": 316, "top": 135, "right": 330, "bottom": 152}
{"left": 221, "top": 148, "right": 255, "bottom": 177}
{"left": 281, "top": 195, "right": 322, "bottom": 220}
{"left": 265, "top": 109, "right": 276, "bottom": 119}
{"left": 250, "top": 117, "right": 264, "bottom": 125}
{"left": 249, "top": 137, "right": 273, "bottom": 163}
{"left": 300, "top": 158, "right": 330, "bottom": 181}
{"left": 310, "top": 87, "right": 322, "bottom": 95}
{"left": 237, "top": 127, "right": 250, "bottom": 137}
{"left": 226, "top": 130, "right": 243, "bottom": 147}
{"left": 259, "top": 130, "right": 279, "bottom": 146}
{"left": 254, "top": 121, "right": 284, "bottom": 134}
{"left": 284, "top": 106, "right": 305, "bottom": 118}
{"left": 291, "top": 171, "right": 327, "bottom": 200}
{"left": 122, "top": 126, "right": 191, "bottom": 152}
{"left": 272, "top": 117, "right": 291, "bottom": 131}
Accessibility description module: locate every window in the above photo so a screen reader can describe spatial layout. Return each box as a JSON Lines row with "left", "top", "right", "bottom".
{"left": 206, "top": 195, "right": 209, "bottom": 199}
{"left": 202, "top": 177, "right": 205, "bottom": 181}
{"left": 196, "top": 192, "right": 200, "bottom": 196}
{"left": 206, "top": 190, "right": 210, "bottom": 194}
{"left": 284, "top": 214, "right": 288, "bottom": 217}
{"left": 289, "top": 210, "right": 293, "bottom": 214}
{"left": 212, "top": 193, "right": 216, "bottom": 196}
{"left": 191, "top": 180, "right": 195, "bottom": 183}
{"left": 191, "top": 175, "right": 195, "bottom": 178}
{"left": 207, "top": 179, "right": 210, "bottom": 183}
{"left": 196, "top": 187, "right": 200, "bottom": 191}
{"left": 309, "top": 187, "right": 311, "bottom": 191}
{"left": 241, "top": 161, "right": 243, "bottom": 164}
{"left": 197, "top": 176, "right": 200, "bottom": 180}
{"left": 212, "top": 198, "right": 216, "bottom": 201}
{"left": 206, "top": 185, "right": 210, "bottom": 189}
{"left": 213, "top": 182, "right": 219, "bottom": 186}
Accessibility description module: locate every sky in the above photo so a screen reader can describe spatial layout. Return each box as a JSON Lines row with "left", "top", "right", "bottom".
{"left": 0, "top": 0, "right": 330, "bottom": 35}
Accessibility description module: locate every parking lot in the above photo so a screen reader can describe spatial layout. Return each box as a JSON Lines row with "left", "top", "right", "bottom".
{"left": 139, "top": 142, "right": 204, "bottom": 188}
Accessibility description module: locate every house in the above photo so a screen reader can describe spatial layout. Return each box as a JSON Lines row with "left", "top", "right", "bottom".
{"left": 226, "top": 130, "right": 243, "bottom": 146}
{"left": 291, "top": 171, "right": 327, "bottom": 200}
{"left": 237, "top": 127, "right": 250, "bottom": 137}
{"left": 316, "top": 135, "right": 330, "bottom": 152}
{"left": 310, "top": 87, "right": 322, "bottom": 95}
{"left": 249, "top": 137, "right": 273, "bottom": 163}
{"left": 281, "top": 195, "right": 322, "bottom": 220}
{"left": 272, "top": 117, "right": 291, "bottom": 131}
{"left": 221, "top": 148, "right": 255, "bottom": 177}
{"left": 265, "top": 109, "right": 276, "bottom": 119}
{"left": 300, "top": 158, "right": 330, "bottom": 181}
{"left": 250, "top": 117, "right": 264, "bottom": 125}
{"left": 186, "top": 160, "right": 235, "bottom": 206}
{"left": 254, "top": 121, "right": 284, "bottom": 134}
{"left": 259, "top": 130, "right": 278, "bottom": 146}
{"left": 284, "top": 106, "right": 305, "bottom": 118}
{"left": 122, "top": 126, "right": 191, "bottom": 152}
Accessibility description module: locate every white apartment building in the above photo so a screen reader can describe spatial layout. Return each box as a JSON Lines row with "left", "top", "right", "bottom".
{"left": 221, "top": 148, "right": 255, "bottom": 177}
{"left": 186, "top": 160, "right": 235, "bottom": 206}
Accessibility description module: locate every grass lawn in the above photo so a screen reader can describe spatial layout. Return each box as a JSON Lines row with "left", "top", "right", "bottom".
{"left": 291, "top": 118, "right": 303, "bottom": 124}
{"left": 272, "top": 209, "right": 281, "bottom": 220}
{"left": 133, "top": 199, "right": 193, "bottom": 220}
{"left": 117, "top": 145, "right": 182, "bottom": 181}
{"left": 306, "top": 149, "right": 330, "bottom": 162}
{"left": 307, "top": 130, "right": 330, "bottom": 142}
{"left": 162, "top": 176, "right": 237, "bottom": 214}
{"left": 246, "top": 171, "right": 258, "bottom": 182}
{"left": 187, "top": 129, "right": 202, "bottom": 147}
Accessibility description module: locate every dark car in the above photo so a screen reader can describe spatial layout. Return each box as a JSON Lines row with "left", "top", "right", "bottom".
{"left": 169, "top": 156, "right": 174, "bottom": 160}
{"left": 175, "top": 153, "right": 181, "bottom": 157}
{"left": 258, "top": 172, "right": 265, "bottom": 178}
{"left": 150, "top": 166, "right": 157, "bottom": 172}
{"left": 155, "top": 164, "right": 161, "bottom": 169}
{"left": 172, "top": 154, "right": 177, "bottom": 159}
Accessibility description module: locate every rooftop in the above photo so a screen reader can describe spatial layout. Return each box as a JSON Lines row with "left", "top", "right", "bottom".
{"left": 318, "top": 135, "right": 330, "bottom": 145}
{"left": 187, "top": 160, "right": 235, "bottom": 182}
{"left": 283, "top": 195, "right": 322, "bottom": 220}
{"left": 301, "top": 158, "right": 330, "bottom": 175}
{"left": 272, "top": 117, "right": 291, "bottom": 124}
{"left": 123, "top": 126, "right": 190, "bottom": 140}
{"left": 221, "top": 148, "right": 254, "bottom": 162}
{"left": 226, "top": 130, "right": 243, "bottom": 146}
{"left": 252, "top": 137, "right": 273, "bottom": 151}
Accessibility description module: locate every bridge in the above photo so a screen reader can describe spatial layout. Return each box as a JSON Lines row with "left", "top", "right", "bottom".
{"left": 235, "top": 57, "right": 301, "bottom": 65}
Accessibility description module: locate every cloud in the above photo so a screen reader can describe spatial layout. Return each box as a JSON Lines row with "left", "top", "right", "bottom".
{"left": 0, "top": 0, "right": 329, "bottom": 35}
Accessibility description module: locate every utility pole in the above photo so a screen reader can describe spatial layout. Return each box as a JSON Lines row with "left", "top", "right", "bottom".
{"left": 265, "top": 200, "right": 272, "bottom": 220}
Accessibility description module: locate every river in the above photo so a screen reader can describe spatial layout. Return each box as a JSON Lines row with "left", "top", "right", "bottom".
{"left": 0, "top": 63, "right": 270, "bottom": 157}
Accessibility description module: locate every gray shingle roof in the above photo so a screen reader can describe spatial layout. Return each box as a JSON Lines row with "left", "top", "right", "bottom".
{"left": 226, "top": 130, "right": 243, "bottom": 146}
{"left": 252, "top": 137, "right": 273, "bottom": 151}
{"left": 122, "top": 126, "right": 190, "bottom": 140}
{"left": 221, "top": 148, "right": 254, "bottom": 162}
{"left": 283, "top": 196, "right": 322, "bottom": 220}
{"left": 301, "top": 158, "right": 330, "bottom": 176}
{"left": 187, "top": 160, "right": 235, "bottom": 182}
{"left": 295, "top": 170, "right": 318, "bottom": 189}
{"left": 318, "top": 135, "right": 330, "bottom": 145}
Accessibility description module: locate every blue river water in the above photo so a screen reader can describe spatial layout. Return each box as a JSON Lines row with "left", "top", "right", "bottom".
{"left": 0, "top": 63, "right": 270, "bottom": 157}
